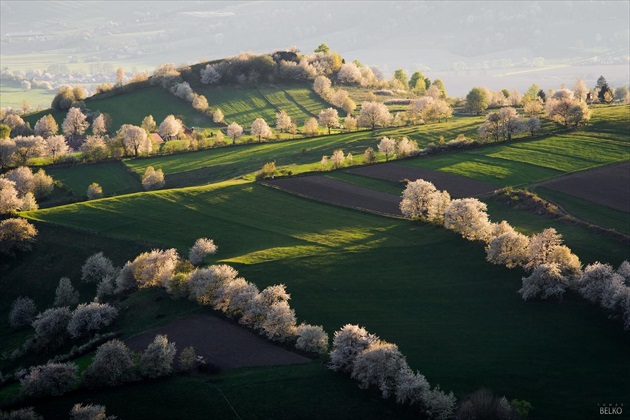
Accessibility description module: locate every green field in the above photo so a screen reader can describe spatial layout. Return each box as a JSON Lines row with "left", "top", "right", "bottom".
{"left": 534, "top": 186, "right": 630, "bottom": 235}
{"left": 400, "top": 106, "right": 630, "bottom": 187}
{"left": 20, "top": 180, "right": 630, "bottom": 419}
{"left": 47, "top": 161, "right": 143, "bottom": 197}
{"left": 0, "top": 82, "right": 55, "bottom": 110}
{"left": 23, "top": 85, "right": 214, "bottom": 133}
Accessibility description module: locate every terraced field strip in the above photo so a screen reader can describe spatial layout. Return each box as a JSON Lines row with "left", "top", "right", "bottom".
{"left": 536, "top": 161, "right": 630, "bottom": 212}
{"left": 258, "top": 86, "right": 310, "bottom": 122}
{"left": 283, "top": 87, "right": 335, "bottom": 118}
{"left": 126, "top": 314, "right": 310, "bottom": 370}
{"left": 348, "top": 162, "right": 498, "bottom": 198}
{"left": 264, "top": 176, "right": 402, "bottom": 216}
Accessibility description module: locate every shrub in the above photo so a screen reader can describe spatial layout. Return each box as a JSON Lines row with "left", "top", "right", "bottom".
{"left": 82, "top": 339, "right": 134, "bottom": 388}
{"left": 67, "top": 302, "right": 118, "bottom": 338}
{"left": 9, "top": 297, "right": 37, "bottom": 329}
{"left": 86, "top": 183, "right": 103, "bottom": 200}
{"left": 178, "top": 346, "right": 200, "bottom": 372}
{"left": 260, "top": 300, "right": 298, "bottom": 342}
{"left": 142, "top": 166, "right": 165, "bottom": 190}
{"left": 20, "top": 362, "right": 78, "bottom": 397}
{"left": 139, "top": 335, "right": 177, "bottom": 378}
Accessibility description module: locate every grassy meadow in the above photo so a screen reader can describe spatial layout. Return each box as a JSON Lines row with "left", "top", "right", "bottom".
{"left": 19, "top": 179, "right": 630, "bottom": 419}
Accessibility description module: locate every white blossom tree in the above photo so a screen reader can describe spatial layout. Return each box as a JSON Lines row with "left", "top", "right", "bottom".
{"left": 395, "top": 366, "right": 430, "bottom": 406}
{"left": 318, "top": 108, "right": 340, "bottom": 135}
{"left": 313, "top": 76, "right": 332, "bottom": 98}
{"left": 82, "top": 339, "right": 134, "bottom": 387}
{"left": 377, "top": 137, "right": 396, "bottom": 161}
{"left": 330, "top": 149, "right": 345, "bottom": 169}
{"left": 189, "top": 237, "right": 218, "bottom": 266}
{"left": 129, "top": 248, "right": 179, "bottom": 288}
{"left": 158, "top": 115, "right": 183, "bottom": 140}
{"left": 337, "top": 63, "right": 362, "bottom": 84}
{"left": 140, "top": 335, "right": 177, "bottom": 378}
{"left": 303, "top": 117, "right": 319, "bottom": 136}
{"left": 92, "top": 114, "right": 107, "bottom": 136}
{"left": 54, "top": 277, "right": 79, "bottom": 307}
{"left": 422, "top": 386, "right": 457, "bottom": 420}
{"left": 296, "top": 324, "right": 329, "bottom": 354}
{"left": 444, "top": 198, "right": 492, "bottom": 242}
{"left": 81, "top": 252, "right": 117, "bottom": 284}
{"left": 486, "top": 231, "right": 530, "bottom": 269}
{"left": 86, "top": 182, "right": 103, "bottom": 200}
{"left": 251, "top": 118, "right": 272, "bottom": 143}
{"left": 70, "top": 403, "right": 115, "bottom": 420}
{"left": 275, "top": 110, "right": 292, "bottom": 132}
{"left": 62, "top": 108, "right": 89, "bottom": 141}
{"left": 400, "top": 179, "right": 451, "bottom": 223}
{"left": 525, "top": 228, "right": 563, "bottom": 271}
{"left": 32, "top": 307, "right": 72, "bottom": 350}
{"left": 33, "top": 114, "right": 58, "bottom": 138}
{"left": 329, "top": 324, "right": 379, "bottom": 372}
{"left": 142, "top": 166, "right": 165, "bottom": 190}
{"left": 519, "top": 263, "right": 569, "bottom": 301}
{"left": 260, "top": 300, "right": 298, "bottom": 342}
{"left": 119, "top": 125, "right": 151, "bottom": 157}
{"left": 0, "top": 217, "right": 38, "bottom": 256}
{"left": 396, "top": 137, "right": 419, "bottom": 158}
{"left": 67, "top": 302, "right": 118, "bottom": 338}
{"left": 213, "top": 109, "right": 225, "bottom": 124}
{"left": 351, "top": 341, "right": 408, "bottom": 399}
{"left": 0, "top": 179, "right": 22, "bottom": 214}
{"left": 358, "top": 101, "right": 392, "bottom": 130}
{"left": 44, "top": 135, "right": 70, "bottom": 162}
{"left": 227, "top": 122, "right": 243, "bottom": 144}
{"left": 188, "top": 264, "right": 238, "bottom": 305}
{"left": 20, "top": 362, "right": 78, "bottom": 397}
{"left": 141, "top": 115, "right": 157, "bottom": 133}
{"left": 9, "top": 296, "right": 37, "bottom": 328}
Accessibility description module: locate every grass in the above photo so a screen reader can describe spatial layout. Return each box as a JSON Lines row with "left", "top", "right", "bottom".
{"left": 47, "top": 161, "right": 143, "bottom": 197}
{"left": 533, "top": 186, "right": 630, "bottom": 235}
{"left": 19, "top": 180, "right": 630, "bottom": 419}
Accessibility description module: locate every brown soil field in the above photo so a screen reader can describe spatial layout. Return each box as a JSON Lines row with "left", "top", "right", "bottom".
{"left": 265, "top": 176, "right": 402, "bottom": 216}
{"left": 126, "top": 314, "right": 310, "bottom": 371}
{"left": 539, "top": 161, "right": 630, "bottom": 212}
{"left": 348, "top": 163, "right": 497, "bottom": 198}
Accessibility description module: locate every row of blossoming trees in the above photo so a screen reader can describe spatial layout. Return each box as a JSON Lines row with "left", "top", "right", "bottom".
{"left": 5, "top": 234, "right": 472, "bottom": 419}
{"left": 400, "top": 179, "right": 630, "bottom": 331}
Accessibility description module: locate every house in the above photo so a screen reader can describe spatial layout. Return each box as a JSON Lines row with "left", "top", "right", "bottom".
{"left": 150, "top": 133, "right": 164, "bottom": 144}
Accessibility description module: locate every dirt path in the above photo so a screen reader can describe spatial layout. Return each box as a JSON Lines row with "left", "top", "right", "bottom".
{"left": 125, "top": 314, "right": 310, "bottom": 371}
{"left": 264, "top": 176, "right": 402, "bottom": 216}
{"left": 348, "top": 163, "right": 497, "bottom": 198}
